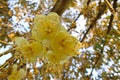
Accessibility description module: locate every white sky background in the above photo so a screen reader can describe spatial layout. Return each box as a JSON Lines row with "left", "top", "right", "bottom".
{"left": 0, "top": 0, "right": 120, "bottom": 79}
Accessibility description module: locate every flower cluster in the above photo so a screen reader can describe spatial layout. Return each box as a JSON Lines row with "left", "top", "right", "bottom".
{"left": 8, "top": 65, "right": 26, "bottom": 80}
{"left": 15, "top": 37, "right": 43, "bottom": 63}
{"left": 15, "top": 12, "right": 81, "bottom": 64}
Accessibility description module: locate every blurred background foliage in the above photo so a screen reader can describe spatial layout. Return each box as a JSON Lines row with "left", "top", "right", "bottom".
{"left": 0, "top": 0, "right": 120, "bottom": 80}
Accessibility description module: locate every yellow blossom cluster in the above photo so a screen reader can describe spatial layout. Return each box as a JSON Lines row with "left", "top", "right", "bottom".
{"left": 15, "top": 12, "right": 81, "bottom": 64}
{"left": 15, "top": 37, "right": 43, "bottom": 63}
{"left": 8, "top": 65, "right": 26, "bottom": 80}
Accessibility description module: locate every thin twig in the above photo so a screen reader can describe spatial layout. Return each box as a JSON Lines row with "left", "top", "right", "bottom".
{"left": 67, "top": 13, "right": 82, "bottom": 32}
{"left": 80, "top": 2, "right": 106, "bottom": 42}
{"left": 89, "top": 0, "right": 118, "bottom": 78}
{"left": 0, "top": 40, "right": 13, "bottom": 45}
{"left": 0, "top": 56, "right": 14, "bottom": 70}
{"left": 104, "top": 0, "right": 115, "bottom": 13}
{"left": 106, "top": 0, "right": 117, "bottom": 34}
{"left": 51, "top": 0, "right": 72, "bottom": 16}
{"left": 0, "top": 47, "right": 15, "bottom": 57}
{"left": 89, "top": 55, "right": 101, "bottom": 77}
{"left": 67, "top": 0, "right": 92, "bottom": 32}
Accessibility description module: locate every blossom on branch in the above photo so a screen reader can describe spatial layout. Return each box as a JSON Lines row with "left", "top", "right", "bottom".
{"left": 15, "top": 12, "right": 81, "bottom": 65}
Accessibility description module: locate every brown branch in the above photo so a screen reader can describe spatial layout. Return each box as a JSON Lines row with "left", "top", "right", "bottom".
{"left": 67, "top": 0, "right": 92, "bottom": 32}
{"left": 0, "top": 40, "right": 13, "bottom": 45}
{"left": 87, "top": 0, "right": 91, "bottom": 5}
{"left": 51, "top": 0, "right": 72, "bottom": 16}
{"left": 89, "top": 54, "right": 101, "bottom": 77}
{"left": 0, "top": 56, "right": 14, "bottom": 70}
{"left": 104, "top": 0, "right": 115, "bottom": 13}
{"left": 0, "top": 47, "right": 15, "bottom": 57}
{"left": 0, "top": 56, "right": 19, "bottom": 79}
{"left": 80, "top": 3, "right": 107, "bottom": 42}
{"left": 51, "top": 0, "right": 93, "bottom": 32}
{"left": 100, "top": 0, "right": 117, "bottom": 53}
{"left": 107, "top": 0, "right": 117, "bottom": 34}
{"left": 89, "top": 0, "right": 118, "bottom": 78}
{"left": 67, "top": 13, "right": 82, "bottom": 32}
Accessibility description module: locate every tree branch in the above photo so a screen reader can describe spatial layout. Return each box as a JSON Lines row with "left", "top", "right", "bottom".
{"left": 104, "top": 0, "right": 115, "bottom": 13}
{"left": 0, "top": 47, "right": 15, "bottom": 57}
{"left": 80, "top": 3, "right": 107, "bottom": 42}
{"left": 107, "top": 0, "right": 117, "bottom": 34}
{"left": 0, "top": 40, "right": 13, "bottom": 45}
{"left": 51, "top": 0, "right": 72, "bottom": 16}
{"left": 89, "top": 0, "right": 118, "bottom": 78}
{"left": 89, "top": 54, "right": 101, "bottom": 77}
{"left": 67, "top": 0, "right": 92, "bottom": 32}
{"left": 67, "top": 13, "right": 82, "bottom": 32}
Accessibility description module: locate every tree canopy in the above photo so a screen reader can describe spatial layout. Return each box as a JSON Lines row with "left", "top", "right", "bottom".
{"left": 0, "top": 0, "right": 120, "bottom": 80}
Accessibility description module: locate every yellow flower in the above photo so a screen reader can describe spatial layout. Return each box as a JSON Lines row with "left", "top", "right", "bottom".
{"left": 33, "top": 14, "right": 46, "bottom": 27}
{"left": 47, "top": 12, "right": 67, "bottom": 32}
{"left": 47, "top": 50, "right": 68, "bottom": 64}
{"left": 15, "top": 37, "right": 29, "bottom": 50}
{"left": 40, "top": 39, "right": 51, "bottom": 58}
{"left": 8, "top": 65, "right": 26, "bottom": 80}
{"left": 31, "top": 28, "right": 40, "bottom": 41}
{"left": 8, "top": 74, "right": 18, "bottom": 80}
{"left": 31, "top": 15, "right": 46, "bottom": 41}
{"left": 15, "top": 12, "right": 81, "bottom": 65}
{"left": 17, "top": 69, "right": 26, "bottom": 80}
{"left": 47, "top": 12, "right": 61, "bottom": 25}
{"left": 30, "top": 41, "right": 43, "bottom": 58}
{"left": 12, "top": 64, "right": 17, "bottom": 72}
{"left": 35, "top": 20, "right": 60, "bottom": 40}
{"left": 23, "top": 41, "right": 43, "bottom": 63}
{"left": 51, "top": 31, "right": 79, "bottom": 56}
{"left": 32, "top": 12, "right": 63, "bottom": 41}
{"left": 15, "top": 37, "right": 43, "bottom": 63}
